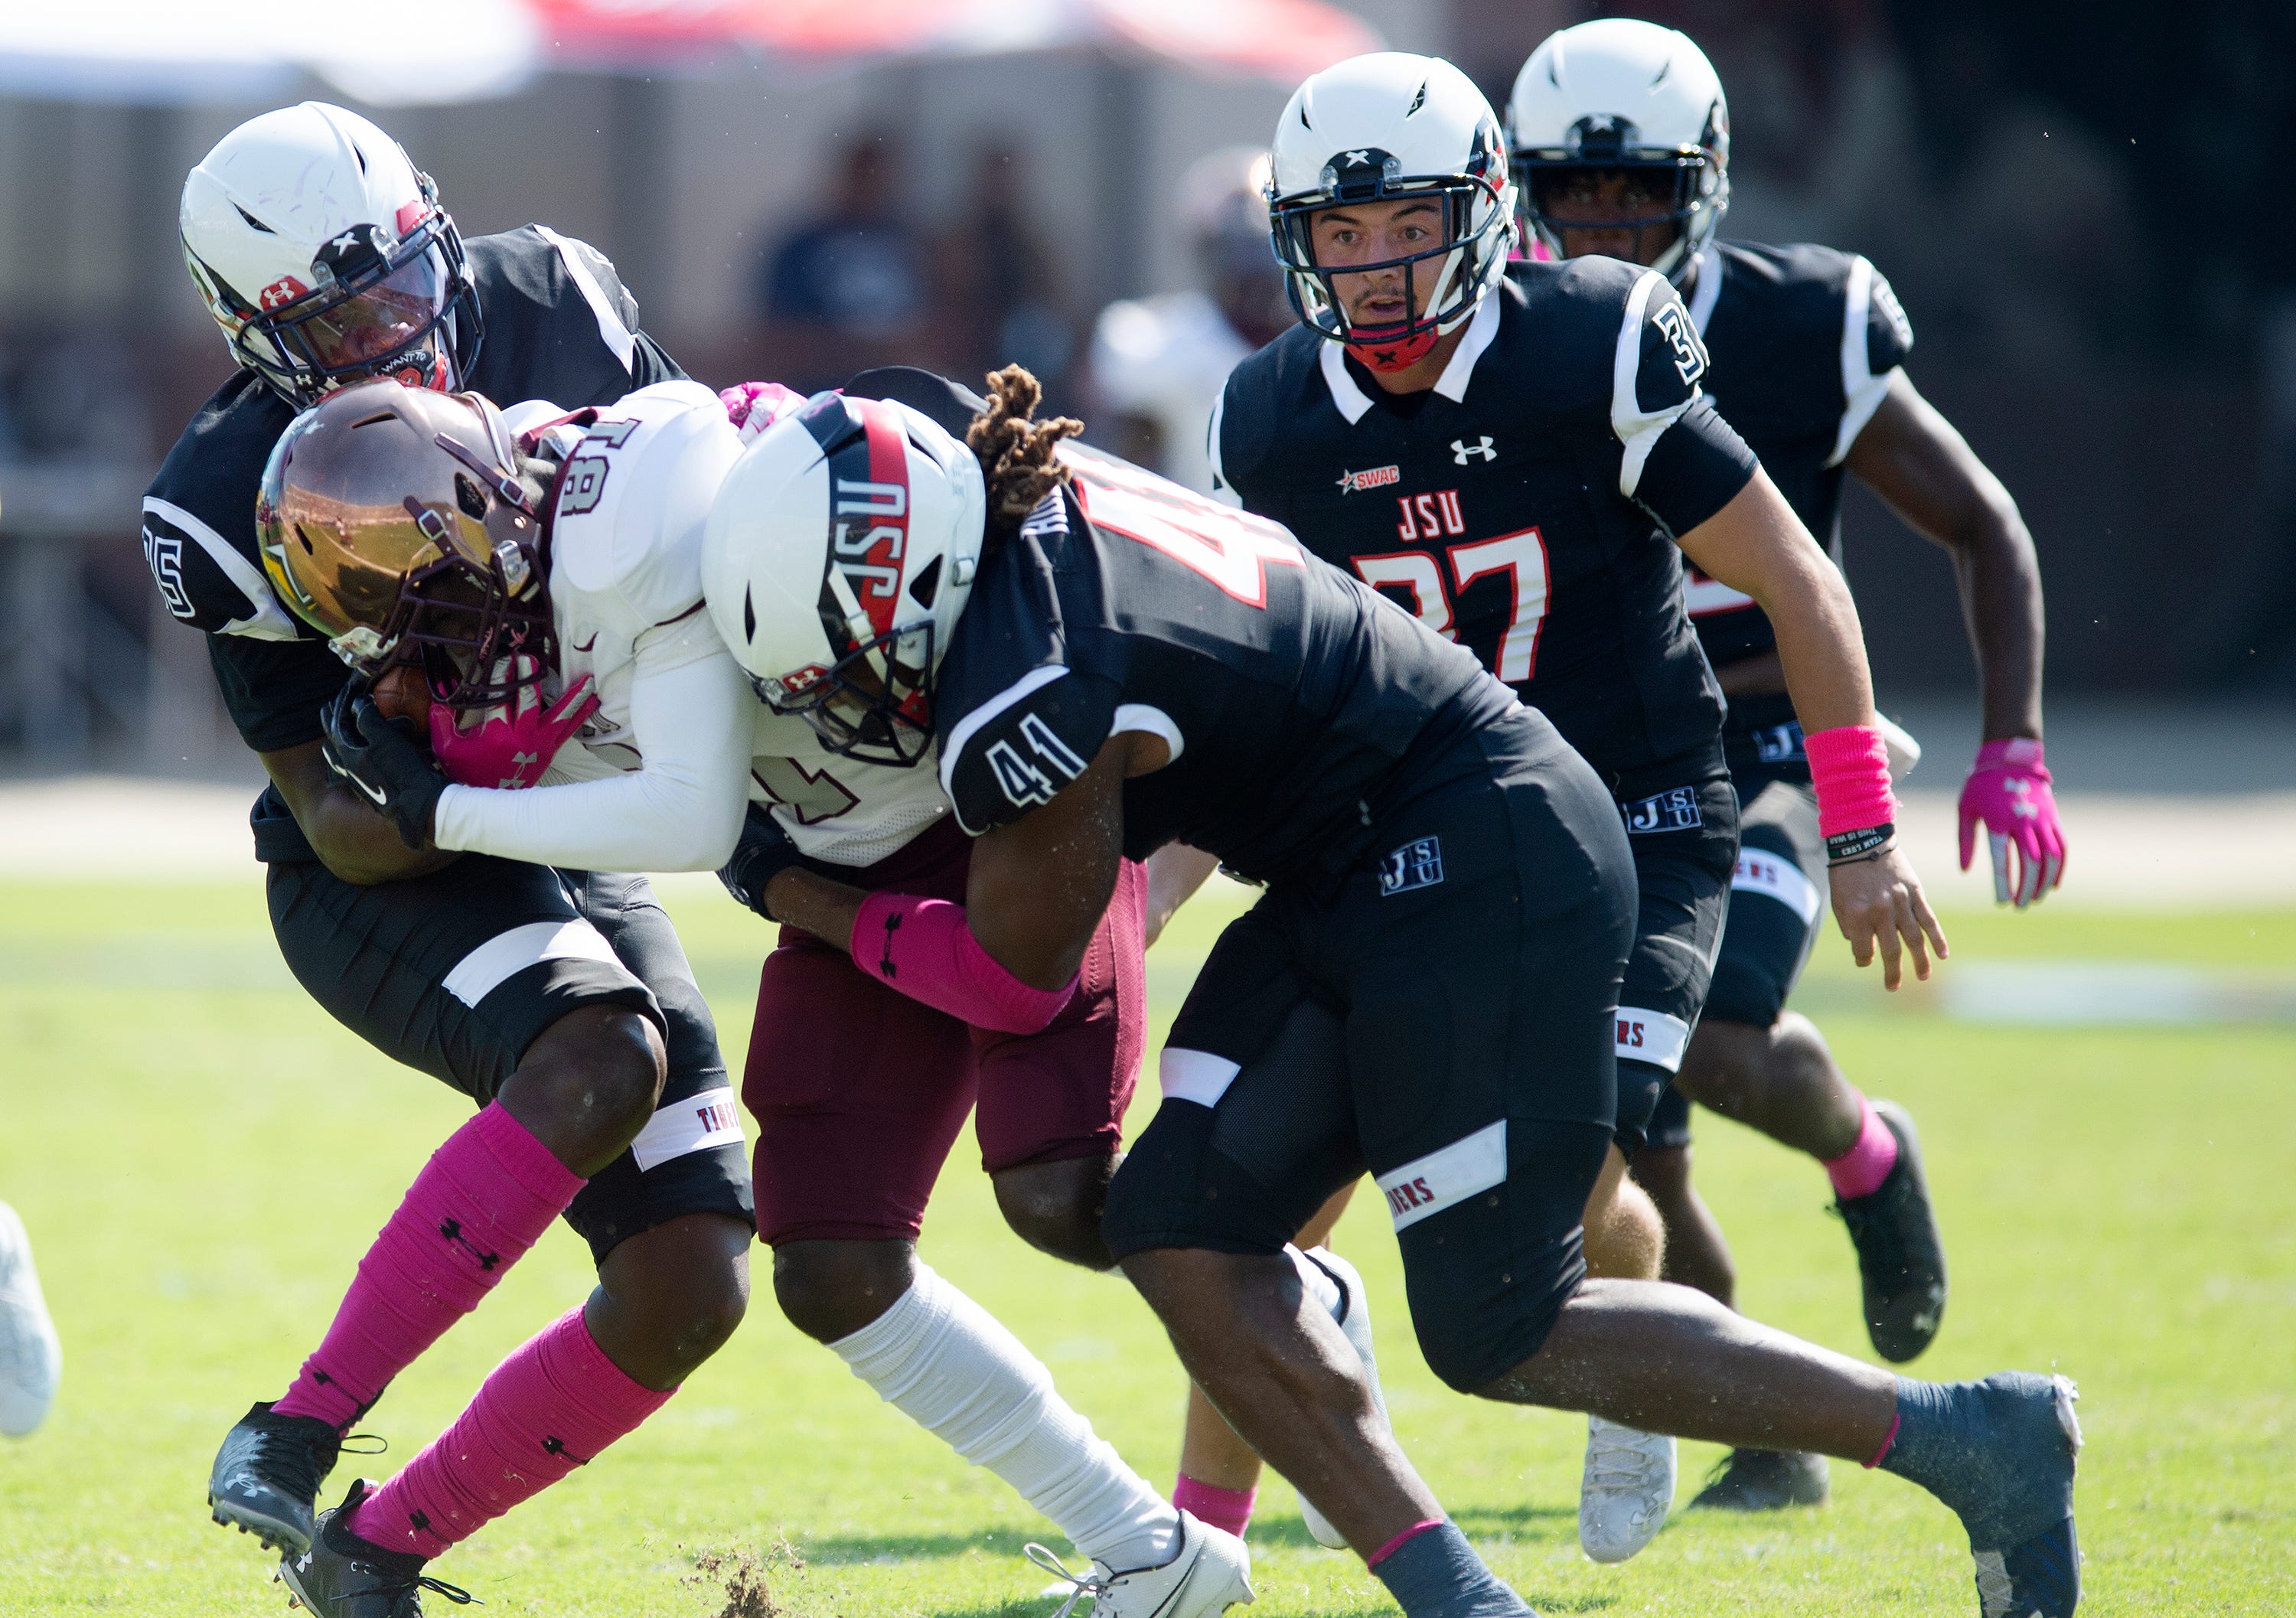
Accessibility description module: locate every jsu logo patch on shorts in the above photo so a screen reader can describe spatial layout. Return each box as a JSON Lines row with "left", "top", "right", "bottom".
{"left": 1621, "top": 786, "right": 1704, "bottom": 835}
{"left": 1378, "top": 835, "right": 1444, "bottom": 896}
{"left": 1377, "top": 1120, "right": 1507, "bottom": 1231}
{"left": 1754, "top": 721, "right": 1806, "bottom": 765}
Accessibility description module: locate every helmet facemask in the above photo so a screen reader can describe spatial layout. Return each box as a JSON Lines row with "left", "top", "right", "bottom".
{"left": 1270, "top": 143, "right": 1515, "bottom": 374}
{"left": 192, "top": 177, "right": 486, "bottom": 409}
{"left": 1515, "top": 113, "right": 1729, "bottom": 284}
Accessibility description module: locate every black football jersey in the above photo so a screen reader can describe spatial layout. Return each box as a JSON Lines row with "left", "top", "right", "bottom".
{"left": 1214, "top": 261, "right": 1754, "bottom": 795}
{"left": 1681, "top": 240, "right": 1914, "bottom": 671}
{"left": 846, "top": 370, "right": 1519, "bottom": 889}
{"left": 141, "top": 225, "right": 685, "bottom": 756}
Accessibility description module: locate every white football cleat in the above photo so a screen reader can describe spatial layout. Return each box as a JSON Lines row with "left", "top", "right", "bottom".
{"left": 0, "top": 1201, "right": 62, "bottom": 1438}
{"left": 1029, "top": 1510, "right": 1254, "bottom": 1618}
{"left": 1296, "top": 1247, "right": 1383, "bottom": 1551}
{"left": 1578, "top": 1415, "right": 1674, "bottom": 1563}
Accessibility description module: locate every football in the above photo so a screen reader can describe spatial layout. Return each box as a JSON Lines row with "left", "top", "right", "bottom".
{"left": 370, "top": 664, "right": 433, "bottom": 731}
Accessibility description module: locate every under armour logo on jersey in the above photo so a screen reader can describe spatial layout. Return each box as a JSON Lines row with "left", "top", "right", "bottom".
{"left": 1378, "top": 835, "right": 1444, "bottom": 895}
{"left": 1451, "top": 437, "right": 1495, "bottom": 464}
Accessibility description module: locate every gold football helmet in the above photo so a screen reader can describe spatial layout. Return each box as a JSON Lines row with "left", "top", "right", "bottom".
{"left": 257, "top": 378, "right": 553, "bottom": 707}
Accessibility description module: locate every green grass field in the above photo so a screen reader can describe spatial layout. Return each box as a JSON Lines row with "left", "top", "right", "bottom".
{"left": 2, "top": 878, "right": 2291, "bottom": 1616}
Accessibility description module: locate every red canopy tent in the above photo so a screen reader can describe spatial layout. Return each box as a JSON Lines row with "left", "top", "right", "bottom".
{"left": 530, "top": 0, "right": 1380, "bottom": 83}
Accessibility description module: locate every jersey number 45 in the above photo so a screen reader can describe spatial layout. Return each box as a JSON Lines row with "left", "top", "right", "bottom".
{"left": 1351, "top": 530, "right": 1551, "bottom": 683}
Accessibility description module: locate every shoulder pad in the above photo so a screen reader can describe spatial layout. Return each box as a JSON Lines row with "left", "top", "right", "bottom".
{"left": 548, "top": 384, "right": 742, "bottom": 625}
{"left": 846, "top": 367, "right": 987, "bottom": 437}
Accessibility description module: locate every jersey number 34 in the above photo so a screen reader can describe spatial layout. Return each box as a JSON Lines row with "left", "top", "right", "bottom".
{"left": 1352, "top": 529, "right": 1551, "bottom": 683}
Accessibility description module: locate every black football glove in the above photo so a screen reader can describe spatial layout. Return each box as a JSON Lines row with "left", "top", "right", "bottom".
{"left": 717, "top": 803, "right": 808, "bottom": 919}
{"left": 321, "top": 686, "right": 447, "bottom": 851}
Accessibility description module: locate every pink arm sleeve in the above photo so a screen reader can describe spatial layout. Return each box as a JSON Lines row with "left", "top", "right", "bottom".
{"left": 849, "top": 891, "right": 1078, "bottom": 1036}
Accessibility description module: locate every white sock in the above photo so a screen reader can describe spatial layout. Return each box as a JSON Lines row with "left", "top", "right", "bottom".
{"left": 829, "top": 1264, "right": 1180, "bottom": 1571}
{"left": 1290, "top": 1244, "right": 1346, "bottom": 1323}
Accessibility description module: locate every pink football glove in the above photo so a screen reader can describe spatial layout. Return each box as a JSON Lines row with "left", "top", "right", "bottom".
{"left": 1958, "top": 736, "right": 2066, "bottom": 907}
{"left": 429, "top": 676, "right": 599, "bottom": 790}
{"left": 718, "top": 380, "right": 807, "bottom": 444}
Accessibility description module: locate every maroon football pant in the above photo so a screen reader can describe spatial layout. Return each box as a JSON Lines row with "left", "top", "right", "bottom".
{"left": 745, "top": 818, "right": 1148, "bottom": 1246}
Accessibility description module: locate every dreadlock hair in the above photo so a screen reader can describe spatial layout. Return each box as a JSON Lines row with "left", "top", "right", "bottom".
{"left": 967, "top": 365, "right": 1081, "bottom": 534}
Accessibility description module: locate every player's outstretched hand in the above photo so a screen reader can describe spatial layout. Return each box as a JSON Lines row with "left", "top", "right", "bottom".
{"left": 1958, "top": 737, "right": 2066, "bottom": 908}
{"left": 321, "top": 687, "right": 447, "bottom": 851}
{"left": 1830, "top": 846, "right": 1949, "bottom": 991}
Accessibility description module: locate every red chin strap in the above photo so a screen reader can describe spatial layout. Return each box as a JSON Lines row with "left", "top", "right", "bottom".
{"left": 1343, "top": 323, "right": 1441, "bottom": 374}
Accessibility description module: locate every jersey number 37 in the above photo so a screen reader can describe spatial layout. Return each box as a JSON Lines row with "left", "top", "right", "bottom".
{"left": 1352, "top": 529, "right": 1551, "bottom": 684}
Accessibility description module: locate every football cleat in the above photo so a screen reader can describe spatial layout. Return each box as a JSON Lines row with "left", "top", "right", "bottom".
{"left": 1029, "top": 1510, "right": 1254, "bottom": 1618}
{"left": 1953, "top": 1375, "right": 2082, "bottom": 1618}
{"left": 0, "top": 1201, "right": 62, "bottom": 1438}
{"left": 209, "top": 1401, "right": 358, "bottom": 1555}
{"left": 1687, "top": 1447, "right": 1830, "bottom": 1512}
{"left": 1577, "top": 1415, "right": 1675, "bottom": 1563}
{"left": 279, "top": 1480, "right": 475, "bottom": 1617}
{"left": 1296, "top": 1248, "right": 1383, "bottom": 1551}
{"left": 1835, "top": 1101, "right": 1949, "bottom": 1362}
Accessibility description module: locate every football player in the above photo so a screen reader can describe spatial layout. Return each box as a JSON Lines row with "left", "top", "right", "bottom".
{"left": 1509, "top": 18, "right": 2065, "bottom": 1510}
{"left": 707, "top": 361, "right": 2086, "bottom": 1618}
{"left": 263, "top": 374, "right": 1252, "bottom": 1618}
{"left": 140, "top": 105, "right": 752, "bottom": 1616}
{"left": 1187, "top": 49, "right": 1949, "bottom": 1561}
{"left": 1088, "top": 145, "right": 1290, "bottom": 492}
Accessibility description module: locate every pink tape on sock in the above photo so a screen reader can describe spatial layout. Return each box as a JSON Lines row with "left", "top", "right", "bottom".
{"left": 349, "top": 1306, "right": 673, "bottom": 1558}
{"left": 1174, "top": 1476, "right": 1257, "bottom": 1540}
{"left": 1804, "top": 725, "right": 1898, "bottom": 841}
{"left": 850, "top": 891, "right": 1078, "bottom": 1035}
{"left": 273, "top": 1105, "right": 585, "bottom": 1428}
{"left": 1864, "top": 1410, "right": 1901, "bottom": 1470}
{"left": 1824, "top": 1097, "right": 1900, "bottom": 1201}
{"left": 1365, "top": 1518, "right": 1446, "bottom": 1569}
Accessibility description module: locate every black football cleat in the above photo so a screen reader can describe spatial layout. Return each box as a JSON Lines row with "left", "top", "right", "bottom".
{"left": 1687, "top": 1447, "right": 1830, "bottom": 1512}
{"left": 210, "top": 1401, "right": 351, "bottom": 1556}
{"left": 1834, "top": 1100, "right": 1949, "bottom": 1362}
{"left": 279, "top": 1480, "right": 476, "bottom": 1617}
{"left": 1951, "top": 1375, "right": 2082, "bottom": 1617}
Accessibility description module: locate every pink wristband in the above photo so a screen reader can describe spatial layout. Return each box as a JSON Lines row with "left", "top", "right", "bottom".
{"left": 1804, "top": 724, "right": 1898, "bottom": 840}
{"left": 850, "top": 890, "right": 1078, "bottom": 1036}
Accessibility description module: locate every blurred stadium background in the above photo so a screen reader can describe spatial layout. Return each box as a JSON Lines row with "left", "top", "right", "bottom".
{"left": 2, "top": 0, "right": 2295, "bottom": 782}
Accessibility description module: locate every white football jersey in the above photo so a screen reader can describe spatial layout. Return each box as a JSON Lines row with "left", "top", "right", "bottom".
{"left": 509, "top": 382, "right": 953, "bottom": 868}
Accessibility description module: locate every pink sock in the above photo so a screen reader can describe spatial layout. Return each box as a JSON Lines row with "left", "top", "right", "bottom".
{"left": 273, "top": 1105, "right": 584, "bottom": 1428}
{"left": 1174, "top": 1475, "right": 1257, "bottom": 1540}
{"left": 1823, "top": 1096, "right": 1900, "bottom": 1201}
{"left": 347, "top": 1306, "right": 674, "bottom": 1558}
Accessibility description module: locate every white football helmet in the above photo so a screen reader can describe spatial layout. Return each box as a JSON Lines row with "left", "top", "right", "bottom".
{"left": 1506, "top": 19, "right": 1730, "bottom": 282}
{"left": 1267, "top": 52, "right": 1516, "bottom": 373}
{"left": 703, "top": 392, "right": 987, "bottom": 768}
{"left": 181, "top": 102, "right": 481, "bottom": 406}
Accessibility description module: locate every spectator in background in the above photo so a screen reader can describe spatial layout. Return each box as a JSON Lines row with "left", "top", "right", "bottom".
{"left": 935, "top": 142, "right": 1076, "bottom": 403}
{"left": 1088, "top": 147, "right": 1289, "bottom": 491}
{"left": 755, "top": 132, "right": 932, "bottom": 390}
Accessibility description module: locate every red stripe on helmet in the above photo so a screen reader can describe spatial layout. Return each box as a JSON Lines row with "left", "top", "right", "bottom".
{"left": 843, "top": 400, "right": 914, "bottom": 644}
